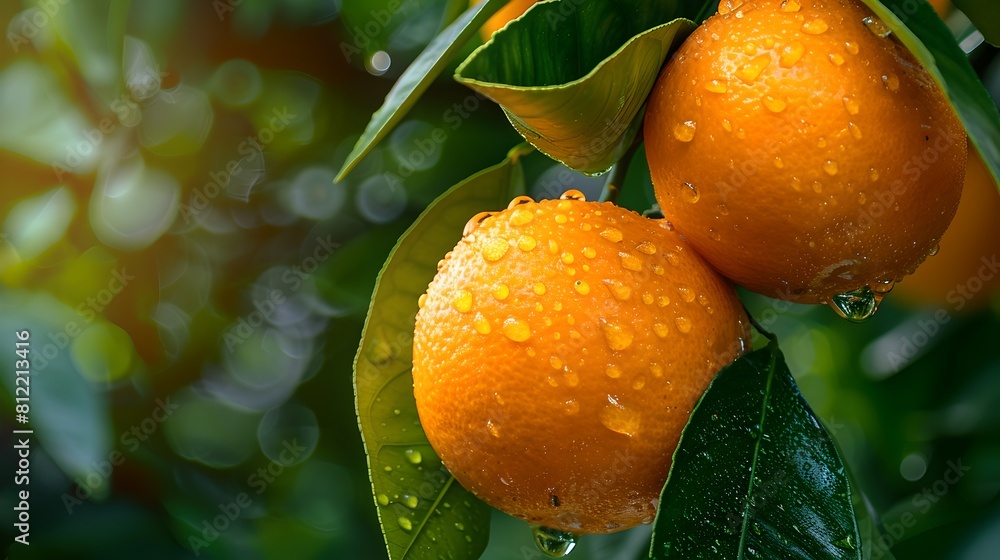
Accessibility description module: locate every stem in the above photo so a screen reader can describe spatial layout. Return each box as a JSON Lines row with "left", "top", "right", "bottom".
{"left": 742, "top": 303, "right": 777, "bottom": 343}
{"left": 599, "top": 139, "right": 642, "bottom": 204}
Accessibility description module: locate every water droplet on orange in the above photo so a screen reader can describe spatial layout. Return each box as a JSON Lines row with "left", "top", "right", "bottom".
{"left": 653, "top": 323, "right": 669, "bottom": 338}
{"left": 600, "top": 395, "right": 640, "bottom": 437}
{"left": 658, "top": 295, "right": 671, "bottom": 307}
{"left": 678, "top": 287, "right": 696, "bottom": 303}
{"left": 774, "top": 157, "right": 785, "bottom": 169}
{"left": 869, "top": 168, "right": 880, "bottom": 182}
{"left": 418, "top": 293, "right": 427, "bottom": 308}
{"left": 474, "top": 313, "right": 491, "bottom": 334}
{"left": 603, "top": 279, "right": 632, "bottom": 301}
{"left": 650, "top": 363, "right": 664, "bottom": 377}
{"left": 705, "top": 79, "right": 728, "bottom": 93}
{"left": 843, "top": 96, "right": 860, "bottom": 115}
{"left": 737, "top": 55, "right": 771, "bottom": 83}
{"left": 823, "top": 160, "right": 839, "bottom": 176}
{"left": 563, "top": 400, "right": 580, "bottom": 415}
{"left": 493, "top": 283, "right": 510, "bottom": 301}
{"left": 601, "top": 320, "right": 635, "bottom": 350}
{"left": 845, "top": 41, "right": 859, "bottom": 55}
{"left": 862, "top": 15, "right": 891, "bottom": 38}
{"left": 620, "top": 252, "right": 643, "bottom": 271}
{"left": 548, "top": 239, "right": 559, "bottom": 254}
{"left": 812, "top": 181, "right": 823, "bottom": 193}
{"left": 533, "top": 283, "right": 546, "bottom": 295}
{"left": 550, "top": 356, "right": 562, "bottom": 369}
{"left": 636, "top": 241, "right": 657, "bottom": 255}
{"left": 509, "top": 208, "right": 534, "bottom": 226}
{"left": 708, "top": 229, "right": 721, "bottom": 241}
{"left": 574, "top": 280, "right": 590, "bottom": 295}
{"left": 452, "top": 290, "right": 473, "bottom": 313}
{"left": 829, "top": 53, "right": 845, "bottom": 66}
{"left": 561, "top": 252, "right": 574, "bottom": 264}
{"left": 848, "top": 122, "right": 863, "bottom": 140}
{"left": 780, "top": 0, "right": 801, "bottom": 12}
{"left": 482, "top": 238, "right": 509, "bottom": 261}
{"left": 582, "top": 247, "right": 596, "bottom": 259}
{"left": 642, "top": 293, "right": 654, "bottom": 305}
{"left": 722, "top": 119, "right": 733, "bottom": 132}
{"left": 507, "top": 195, "right": 534, "bottom": 209}
{"left": 882, "top": 73, "right": 900, "bottom": 92}
{"left": 675, "top": 316, "right": 692, "bottom": 333}
{"left": 780, "top": 42, "right": 804, "bottom": 68}
{"left": 560, "top": 189, "right": 586, "bottom": 201}
{"left": 555, "top": 213, "right": 568, "bottom": 224}
{"left": 665, "top": 252, "right": 679, "bottom": 265}
{"left": 502, "top": 318, "right": 531, "bottom": 342}
{"left": 763, "top": 96, "right": 787, "bottom": 113}
{"left": 802, "top": 18, "right": 829, "bottom": 34}
{"left": 464, "top": 211, "right": 493, "bottom": 236}
{"left": 718, "top": 204, "right": 730, "bottom": 216}
{"left": 486, "top": 419, "right": 501, "bottom": 437}
{"left": 681, "top": 182, "right": 701, "bottom": 203}
{"left": 518, "top": 235, "right": 537, "bottom": 251}
{"left": 606, "top": 364, "right": 623, "bottom": 378}
{"left": 857, "top": 192, "right": 867, "bottom": 205}
{"left": 673, "top": 121, "right": 697, "bottom": 142}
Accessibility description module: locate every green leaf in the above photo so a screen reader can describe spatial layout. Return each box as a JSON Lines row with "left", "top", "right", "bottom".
{"left": 335, "top": 0, "right": 508, "bottom": 182}
{"left": 454, "top": 0, "right": 697, "bottom": 175}
{"left": 354, "top": 147, "right": 528, "bottom": 560}
{"left": 650, "top": 340, "right": 863, "bottom": 560}
{"left": 952, "top": 0, "right": 1000, "bottom": 46}
{"left": 857, "top": 0, "right": 1000, "bottom": 188}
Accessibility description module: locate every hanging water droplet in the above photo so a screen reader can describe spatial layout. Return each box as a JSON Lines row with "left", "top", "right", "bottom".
{"left": 828, "top": 286, "right": 879, "bottom": 322}
{"left": 560, "top": 189, "right": 586, "bottom": 201}
{"left": 871, "top": 278, "right": 895, "bottom": 295}
{"left": 507, "top": 195, "right": 534, "bottom": 209}
{"left": 673, "top": 121, "right": 697, "bottom": 142}
{"left": 863, "top": 15, "right": 891, "bottom": 38}
{"left": 668, "top": 185, "right": 694, "bottom": 208}
{"left": 531, "top": 525, "right": 578, "bottom": 557}
{"left": 928, "top": 243, "right": 940, "bottom": 256}
{"left": 464, "top": 211, "right": 493, "bottom": 236}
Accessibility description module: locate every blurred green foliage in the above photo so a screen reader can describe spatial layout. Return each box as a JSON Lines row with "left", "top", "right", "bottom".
{"left": 0, "top": 0, "right": 997, "bottom": 559}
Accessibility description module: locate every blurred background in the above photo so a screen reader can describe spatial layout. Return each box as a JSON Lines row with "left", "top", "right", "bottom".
{"left": 0, "top": 0, "right": 997, "bottom": 558}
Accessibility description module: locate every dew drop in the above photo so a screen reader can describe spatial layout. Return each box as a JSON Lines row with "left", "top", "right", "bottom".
{"left": 600, "top": 395, "right": 641, "bottom": 437}
{"left": 802, "top": 19, "right": 829, "bottom": 34}
{"left": 583, "top": 247, "right": 596, "bottom": 259}
{"left": 533, "top": 283, "right": 546, "bottom": 295}
{"left": 508, "top": 207, "right": 534, "bottom": 226}
{"left": 650, "top": 363, "right": 664, "bottom": 377}
{"left": 402, "top": 495, "right": 419, "bottom": 509}
{"left": 845, "top": 41, "right": 859, "bottom": 55}
{"left": 418, "top": 293, "right": 427, "bottom": 309}
{"left": 377, "top": 494, "right": 390, "bottom": 506}
{"left": 673, "top": 121, "right": 697, "bottom": 142}
{"left": 678, "top": 287, "right": 696, "bottom": 302}
{"left": 486, "top": 419, "right": 501, "bottom": 437}
{"left": 642, "top": 293, "right": 654, "bottom": 305}
{"left": 842, "top": 96, "right": 860, "bottom": 115}
{"left": 606, "top": 364, "right": 623, "bottom": 378}
{"left": 708, "top": 229, "right": 721, "bottom": 241}
{"left": 828, "top": 286, "right": 879, "bottom": 322}
{"left": 632, "top": 376, "right": 646, "bottom": 390}
{"left": 493, "top": 283, "right": 510, "bottom": 301}
{"left": 705, "top": 79, "right": 728, "bottom": 93}
{"left": 653, "top": 323, "right": 669, "bottom": 338}
{"left": 556, "top": 199, "right": 571, "bottom": 212}
{"left": 502, "top": 318, "right": 531, "bottom": 341}
{"left": 620, "top": 252, "right": 643, "bottom": 271}
{"left": 928, "top": 243, "right": 940, "bottom": 256}
{"left": 736, "top": 128, "right": 747, "bottom": 139}
{"left": 507, "top": 195, "right": 534, "bottom": 209}
{"left": 869, "top": 168, "right": 880, "bottom": 182}
{"left": 823, "top": 160, "right": 839, "bottom": 176}
{"left": 452, "top": 290, "right": 473, "bottom": 313}
{"left": 829, "top": 53, "right": 845, "bottom": 66}
{"left": 722, "top": 119, "right": 733, "bottom": 132}
{"left": 564, "top": 372, "right": 579, "bottom": 387}
{"left": 675, "top": 316, "right": 692, "bottom": 333}
{"left": 718, "top": 204, "right": 730, "bottom": 216}
{"left": 763, "top": 96, "right": 787, "bottom": 113}
{"left": 780, "top": 0, "right": 801, "bottom": 12}
{"left": 857, "top": 192, "right": 867, "bottom": 205}
{"left": 812, "top": 181, "right": 823, "bottom": 193}
{"left": 872, "top": 278, "right": 896, "bottom": 294}
{"left": 531, "top": 525, "right": 578, "bottom": 557}
{"left": 779, "top": 42, "right": 805, "bottom": 68}
{"left": 681, "top": 182, "right": 701, "bottom": 203}
{"left": 737, "top": 55, "right": 771, "bottom": 83}
{"left": 482, "top": 238, "right": 509, "bottom": 261}
{"left": 603, "top": 279, "right": 632, "bottom": 301}
{"left": 398, "top": 517, "right": 413, "bottom": 531}
{"left": 882, "top": 73, "right": 900, "bottom": 92}
{"left": 560, "top": 189, "right": 586, "bottom": 201}
{"left": 548, "top": 239, "right": 559, "bottom": 254}
{"left": 574, "top": 280, "right": 590, "bottom": 295}
{"left": 518, "top": 235, "right": 537, "bottom": 251}
{"left": 665, "top": 252, "right": 679, "bottom": 265}
{"left": 849, "top": 122, "right": 863, "bottom": 140}
{"left": 561, "top": 252, "right": 574, "bottom": 264}
{"left": 774, "top": 157, "right": 785, "bottom": 169}
{"left": 601, "top": 321, "right": 635, "bottom": 350}
{"left": 550, "top": 356, "right": 563, "bottom": 369}
{"left": 554, "top": 213, "right": 568, "bottom": 224}
{"left": 863, "top": 15, "right": 891, "bottom": 38}
{"left": 658, "top": 295, "right": 670, "bottom": 307}
{"left": 596, "top": 228, "right": 623, "bottom": 245}
{"left": 464, "top": 211, "right": 493, "bottom": 236}
{"left": 636, "top": 241, "right": 657, "bottom": 255}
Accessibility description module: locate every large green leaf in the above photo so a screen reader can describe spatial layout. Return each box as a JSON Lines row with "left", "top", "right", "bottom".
{"left": 335, "top": 0, "right": 507, "bottom": 182}
{"left": 354, "top": 146, "right": 529, "bottom": 560}
{"left": 650, "top": 340, "right": 863, "bottom": 560}
{"left": 952, "top": 0, "right": 1000, "bottom": 46}
{"left": 455, "top": 0, "right": 699, "bottom": 175}
{"left": 858, "top": 0, "right": 1000, "bottom": 187}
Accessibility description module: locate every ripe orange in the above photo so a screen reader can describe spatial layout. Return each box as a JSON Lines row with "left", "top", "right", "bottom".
{"left": 412, "top": 192, "right": 750, "bottom": 534}
{"left": 643, "top": 0, "right": 967, "bottom": 310}
{"left": 474, "top": 0, "right": 537, "bottom": 40}
{"left": 894, "top": 148, "right": 1000, "bottom": 310}
{"left": 929, "top": 0, "right": 950, "bottom": 16}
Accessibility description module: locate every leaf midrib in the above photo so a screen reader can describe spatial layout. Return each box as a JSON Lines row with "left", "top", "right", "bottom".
{"left": 736, "top": 346, "right": 779, "bottom": 560}
{"left": 399, "top": 475, "right": 456, "bottom": 559}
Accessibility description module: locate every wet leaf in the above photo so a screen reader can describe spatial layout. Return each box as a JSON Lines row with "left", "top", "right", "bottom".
{"left": 335, "top": 0, "right": 508, "bottom": 181}
{"left": 651, "top": 340, "right": 863, "bottom": 560}
{"left": 857, "top": 0, "right": 1000, "bottom": 188}
{"left": 455, "top": 0, "right": 698, "bottom": 175}
{"left": 355, "top": 147, "right": 527, "bottom": 560}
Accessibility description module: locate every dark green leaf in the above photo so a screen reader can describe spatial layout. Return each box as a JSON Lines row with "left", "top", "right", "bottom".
{"left": 650, "top": 340, "right": 862, "bottom": 560}
{"left": 335, "top": 0, "right": 507, "bottom": 182}
{"left": 354, "top": 147, "right": 528, "bottom": 560}
{"left": 858, "top": 0, "right": 1000, "bottom": 188}
{"left": 952, "top": 0, "right": 1000, "bottom": 46}
{"left": 454, "top": 1, "right": 696, "bottom": 175}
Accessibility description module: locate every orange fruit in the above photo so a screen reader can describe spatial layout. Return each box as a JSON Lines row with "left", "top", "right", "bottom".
{"left": 412, "top": 191, "right": 750, "bottom": 534}
{"left": 894, "top": 147, "right": 1000, "bottom": 310}
{"left": 474, "top": 0, "right": 537, "bottom": 40}
{"left": 643, "top": 0, "right": 967, "bottom": 312}
{"left": 929, "top": 0, "right": 950, "bottom": 16}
